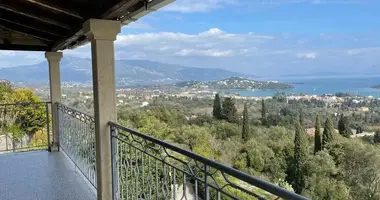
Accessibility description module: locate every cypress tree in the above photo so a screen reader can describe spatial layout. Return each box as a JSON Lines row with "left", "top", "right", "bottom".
{"left": 292, "top": 121, "right": 308, "bottom": 194}
{"left": 212, "top": 93, "right": 222, "bottom": 119}
{"left": 374, "top": 131, "right": 380, "bottom": 144}
{"left": 338, "top": 114, "right": 352, "bottom": 138}
{"left": 222, "top": 97, "right": 238, "bottom": 123}
{"left": 299, "top": 109, "right": 304, "bottom": 127}
{"left": 242, "top": 102, "right": 249, "bottom": 140}
{"left": 322, "top": 117, "right": 334, "bottom": 149}
{"left": 314, "top": 114, "right": 322, "bottom": 154}
{"left": 261, "top": 99, "right": 266, "bottom": 124}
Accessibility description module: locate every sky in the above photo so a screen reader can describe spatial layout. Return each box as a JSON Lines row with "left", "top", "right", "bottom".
{"left": 1, "top": 0, "right": 380, "bottom": 76}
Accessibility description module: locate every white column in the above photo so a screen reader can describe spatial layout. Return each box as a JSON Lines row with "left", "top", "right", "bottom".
{"left": 83, "top": 19, "right": 121, "bottom": 200}
{"left": 45, "top": 51, "right": 63, "bottom": 152}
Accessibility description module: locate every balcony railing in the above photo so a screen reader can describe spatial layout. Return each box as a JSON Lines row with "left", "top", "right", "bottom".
{"left": 57, "top": 103, "right": 97, "bottom": 188}
{"left": 9, "top": 102, "right": 308, "bottom": 200}
{"left": 0, "top": 102, "right": 51, "bottom": 153}
{"left": 109, "top": 122, "right": 308, "bottom": 200}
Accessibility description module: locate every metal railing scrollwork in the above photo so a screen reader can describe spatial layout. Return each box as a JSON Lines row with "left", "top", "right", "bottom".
{"left": 57, "top": 103, "right": 96, "bottom": 188}
{"left": 109, "top": 122, "right": 308, "bottom": 200}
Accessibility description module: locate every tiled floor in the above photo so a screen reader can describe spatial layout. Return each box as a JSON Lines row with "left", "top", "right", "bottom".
{"left": 0, "top": 151, "right": 96, "bottom": 200}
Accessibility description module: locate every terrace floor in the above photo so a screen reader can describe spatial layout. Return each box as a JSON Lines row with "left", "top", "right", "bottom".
{"left": 0, "top": 151, "right": 96, "bottom": 200}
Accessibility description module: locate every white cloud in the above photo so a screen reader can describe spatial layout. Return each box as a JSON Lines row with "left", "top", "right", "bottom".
{"left": 115, "top": 28, "right": 274, "bottom": 58}
{"left": 175, "top": 49, "right": 233, "bottom": 57}
{"left": 346, "top": 47, "right": 380, "bottom": 56}
{"left": 296, "top": 52, "right": 318, "bottom": 59}
{"left": 1, "top": 28, "right": 379, "bottom": 76}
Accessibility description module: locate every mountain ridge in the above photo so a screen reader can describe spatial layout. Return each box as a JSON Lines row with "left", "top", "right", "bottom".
{"left": 0, "top": 57, "right": 254, "bottom": 85}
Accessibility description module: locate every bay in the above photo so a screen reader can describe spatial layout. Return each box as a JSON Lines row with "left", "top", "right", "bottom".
{"left": 235, "top": 75, "right": 380, "bottom": 97}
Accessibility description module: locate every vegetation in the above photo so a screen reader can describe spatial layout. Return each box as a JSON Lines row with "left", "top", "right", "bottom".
{"left": 221, "top": 97, "right": 238, "bottom": 123}
{"left": 338, "top": 114, "right": 352, "bottom": 138}
{"left": 314, "top": 114, "right": 322, "bottom": 154}
{"left": 0, "top": 82, "right": 48, "bottom": 150}
{"left": 322, "top": 117, "right": 335, "bottom": 149}
{"left": 289, "top": 121, "right": 308, "bottom": 194}
{"left": 242, "top": 102, "right": 249, "bottom": 140}
{"left": 212, "top": 93, "right": 222, "bottom": 120}
{"left": 116, "top": 93, "right": 380, "bottom": 199}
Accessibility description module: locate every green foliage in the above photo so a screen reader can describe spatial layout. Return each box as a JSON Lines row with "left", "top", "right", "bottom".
{"left": 0, "top": 81, "right": 13, "bottom": 103}
{"left": 3, "top": 89, "right": 46, "bottom": 140}
{"left": 374, "top": 131, "right": 380, "bottom": 144}
{"left": 289, "top": 122, "right": 308, "bottom": 194}
{"left": 213, "top": 120, "right": 240, "bottom": 139}
{"left": 338, "top": 139, "right": 380, "bottom": 199}
{"left": 261, "top": 99, "right": 266, "bottom": 124}
{"left": 314, "top": 114, "right": 322, "bottom": 154}
{"left": 115, "top": 96, "right": 380, "bottom": 200}
{"left": 242, "top": 102, "right": 249, "bottom": 140}
{"left": 303, "top": 151, "right": 349, "bottom": 200}
{"left": 212, "top": 93, "right": 222, "bottom": 119}
{"left": 338, "top": 114, "right": 352, "bottom": 138}
{"left": 221, "top": 97, "right": 238, "bottom": 123}
{"left": 322, "top": 117, "right": 335, "bottom": 149}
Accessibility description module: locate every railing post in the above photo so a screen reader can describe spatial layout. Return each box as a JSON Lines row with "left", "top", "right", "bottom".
{"left": 110, "top": 125, "right": 118, "bottom": 200}
{"left": 204, "top": 165, "right": 210, "bottom": 200}
{"left": 45, "top": 103, "right": 51, "bottom": 152}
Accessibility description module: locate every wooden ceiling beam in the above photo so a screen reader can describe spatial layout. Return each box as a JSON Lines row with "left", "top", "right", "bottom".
{"left": 0, "top": 44, "right": 50, "bottom": 51}
{"left": 23, "top": 0, "right": 83, "bottom": 19}
{"left": 0, "top": 4, "right": 71, "bottom": 30}
{"left": 0, "top": 20, "right": 55, "bottom": 42}
{"left": 0, "top": 11, "right": 70, "bottom": 37}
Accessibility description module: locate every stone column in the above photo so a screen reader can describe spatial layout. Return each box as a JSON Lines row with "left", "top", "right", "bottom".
{"left": 83, "top": 19, "right": 121, "bottom": 200}
{"left": 45, "top": 52, "right": 63, "bottom": 152}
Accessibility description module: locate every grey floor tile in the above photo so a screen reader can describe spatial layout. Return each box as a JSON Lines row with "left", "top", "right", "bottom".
{"left": 0, "top": 151, "right": 96, "bottom": 200}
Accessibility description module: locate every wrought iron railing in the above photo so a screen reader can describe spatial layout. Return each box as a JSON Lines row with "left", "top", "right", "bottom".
{"left": 57, "top": 103, "right": 97, "bottom": 188}
{"left": 109, "top": 122, "right": 308, "bottom": 200}
{"left": 0, "top": 102, "right": 51, "bottom": 153}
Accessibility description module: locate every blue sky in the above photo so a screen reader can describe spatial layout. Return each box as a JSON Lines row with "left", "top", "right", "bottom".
{"left": 1, "top": 0, "right": 380, "bottom": 76}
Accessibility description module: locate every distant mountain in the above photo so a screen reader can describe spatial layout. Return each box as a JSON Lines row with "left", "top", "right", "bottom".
{"left": 0, "top": 57, "right": 251, "bottom": 85}
{"left": 175, "top": 76, "right": 293, "bottom": 90}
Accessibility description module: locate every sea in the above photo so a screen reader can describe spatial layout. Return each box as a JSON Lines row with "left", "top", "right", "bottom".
{"left": 234, "top": 75, "right": 380, "bottom": 97}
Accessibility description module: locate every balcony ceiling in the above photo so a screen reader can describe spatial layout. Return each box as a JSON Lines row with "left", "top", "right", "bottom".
{"left": 0, "top": 0, "right": 173, "bottom": 51}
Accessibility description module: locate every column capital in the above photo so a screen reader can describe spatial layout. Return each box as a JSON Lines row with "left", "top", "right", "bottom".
{"left": 83, "top": 19, "right": 121, "bottom": 41}
{"left": 45, "top": 52, "right": 63, "bottom": 62}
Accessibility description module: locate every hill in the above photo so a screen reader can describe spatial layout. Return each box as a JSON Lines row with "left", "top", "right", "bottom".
{"left": 0, "top": 57, "right": 250, "bottom": 86}
{"left": 175, "top": 76, "right": 293, "bottom": 90}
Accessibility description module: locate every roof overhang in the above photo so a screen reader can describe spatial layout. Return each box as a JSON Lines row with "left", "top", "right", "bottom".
{"left": 0, "top": 0, "right": 175, "bottom": 52}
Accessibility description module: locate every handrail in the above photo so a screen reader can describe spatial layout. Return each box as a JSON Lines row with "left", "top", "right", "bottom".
{"left": 55, "top": 103, "right": 94, "bottom": 119}
{"left": 108, "top": 121, "right": 309, "bottom": 200}
{"left": 0, "top": 101, "right": 52, "bottom": 106}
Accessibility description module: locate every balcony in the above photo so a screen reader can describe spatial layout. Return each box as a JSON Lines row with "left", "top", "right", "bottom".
{"left": 0, "top": 1, "right": 308, "bottom": 199}
{"left": 0, "top": 102, "right": 307, "bottom": 200}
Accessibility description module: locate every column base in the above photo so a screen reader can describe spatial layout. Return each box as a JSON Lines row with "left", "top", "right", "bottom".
{"left": 49, "top": 142, "right": 60, "bottom": 152}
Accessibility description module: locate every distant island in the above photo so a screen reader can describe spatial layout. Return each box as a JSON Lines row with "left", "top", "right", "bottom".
{"left": 175, "top": 76, "right": 293, "bottom": 90}
{"left": 371, "top": 84, "right": 380, "bottom": 89}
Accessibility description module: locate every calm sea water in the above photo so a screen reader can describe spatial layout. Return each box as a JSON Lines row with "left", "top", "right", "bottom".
{"left": 234, "top": 75, "right": 380, "bottom": 97}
